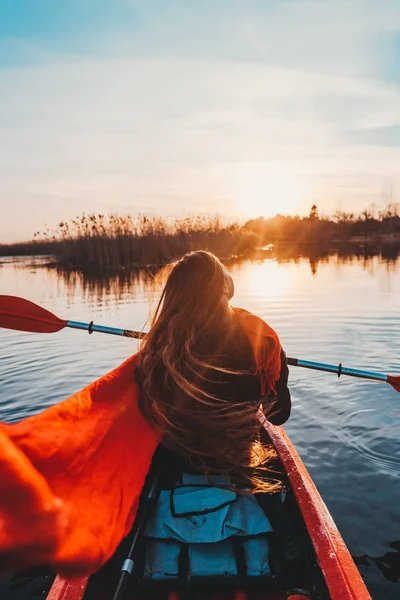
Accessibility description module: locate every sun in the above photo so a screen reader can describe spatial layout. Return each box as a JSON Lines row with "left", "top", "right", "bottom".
{"left": 231, "top": 163, "right": 305, "bottom": 219}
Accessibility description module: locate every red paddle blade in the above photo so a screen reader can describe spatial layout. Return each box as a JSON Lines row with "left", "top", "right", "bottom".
{"left": 387, "top": 375, "right": 400, "bottom": 393}
{"left": 0, "top": 295, "right": 67, "bottom": 334}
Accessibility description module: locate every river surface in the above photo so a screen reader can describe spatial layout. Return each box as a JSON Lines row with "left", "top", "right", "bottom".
{"left": 0, "top": 254, "right": 399, "bottom": 599}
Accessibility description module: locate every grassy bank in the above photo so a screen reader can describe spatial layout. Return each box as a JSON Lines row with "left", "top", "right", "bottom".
{"left": 0, "top": 215, "right": 258, "bottom": 272}
{"left": 244, "top": 205, "right": 400, "bottom": 244}
{"left": 2, "top": 206, "right": 400, "bottom": 272}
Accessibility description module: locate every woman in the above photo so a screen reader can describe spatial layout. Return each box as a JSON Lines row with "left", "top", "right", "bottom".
{"left": 137, "top": 250, "right": 291, "bottom": 492}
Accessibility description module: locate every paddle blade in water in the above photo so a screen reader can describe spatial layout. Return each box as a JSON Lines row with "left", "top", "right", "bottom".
{"left": 387, "top": 375, "right": 400, "bottom": 393}
{"left": 0, "top": 295, "right": 67, "bottom": 334}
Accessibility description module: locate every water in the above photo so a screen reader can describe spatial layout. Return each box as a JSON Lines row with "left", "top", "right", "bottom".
{"left": 1, "top": 254, "right": 400, "bottom": 599}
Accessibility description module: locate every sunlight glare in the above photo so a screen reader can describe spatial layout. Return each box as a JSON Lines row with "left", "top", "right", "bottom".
{"left": 237, "top": 261, "right": 294, "bottom": 300}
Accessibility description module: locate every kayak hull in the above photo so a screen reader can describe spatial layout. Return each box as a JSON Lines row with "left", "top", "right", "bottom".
{"left": 263, "top": 422, "right": 370, "bottom": 600}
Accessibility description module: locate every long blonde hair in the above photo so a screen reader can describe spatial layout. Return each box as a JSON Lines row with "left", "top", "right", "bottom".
{"left": 137, "top": 251, "right": 281, "bottom": 492}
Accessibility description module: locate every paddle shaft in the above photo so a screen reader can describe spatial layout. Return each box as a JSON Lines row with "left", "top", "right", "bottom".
{"left": 112, "top": 472, "right": 160, "bottom": 600}
{"left": 67, "top": 320, "right": 145, "bottom": 339}
{"left": 287, "top": 357, "right": 388, "bottom": 383}
{"left": 68, "top": 319, "right": 389, "bottom": 385}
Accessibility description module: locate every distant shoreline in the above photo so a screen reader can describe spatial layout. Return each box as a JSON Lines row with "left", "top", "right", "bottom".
{"left": 2, "top": 239, "right": 399, "bottom": 275}
{"left": 1, "top": 210, "right": 399, "bottom": 272}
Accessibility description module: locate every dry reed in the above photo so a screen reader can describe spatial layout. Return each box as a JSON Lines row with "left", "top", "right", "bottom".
{"left": 17, "top": 214, "right": 259, "bottom": 272}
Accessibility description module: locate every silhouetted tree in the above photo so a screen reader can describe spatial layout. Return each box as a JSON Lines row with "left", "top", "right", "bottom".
{"left": 309, "top": 204, "right": 319, "bottom": 221}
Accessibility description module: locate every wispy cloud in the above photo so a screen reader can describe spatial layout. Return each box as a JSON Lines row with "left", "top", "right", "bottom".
{"left": 0, "top": 1, "right": 400, "bottom": 241}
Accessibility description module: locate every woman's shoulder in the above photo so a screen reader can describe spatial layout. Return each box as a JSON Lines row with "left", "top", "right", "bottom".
{"left": 231, "top": 306, "right": 250, "bottom": 319}
{"left": 231, "top": 306, "right": 282, "bottom": 395}
{"left": 231, "top": 307, "right": 279, "bottom": 340}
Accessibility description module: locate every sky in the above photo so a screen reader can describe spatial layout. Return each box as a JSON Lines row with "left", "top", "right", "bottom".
{"left": 1, "top": 1, "right": 400, "bottom": 242}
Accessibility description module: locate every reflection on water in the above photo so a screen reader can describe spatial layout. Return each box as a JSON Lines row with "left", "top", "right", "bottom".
{"left": 58, "top": 266, "right": 158, "bottom": 306}
{"left": 1, "top": 251, "right": 400, "bottom": 600}
{"left": 55, "top": 246, "right": 400, "bottom": 301}
{"left": 354, "top": 541, "right": 400, "bottom": 585}
{"left": 260, "top": 244, "right": 400, "bottom": 280}
{"left": 3, "top": 246, "right": 400, "bottom": 304}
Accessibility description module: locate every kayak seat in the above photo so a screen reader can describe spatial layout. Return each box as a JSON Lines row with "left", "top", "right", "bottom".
{"left": 141, "top": 473, "right": 276, "bottom": 585}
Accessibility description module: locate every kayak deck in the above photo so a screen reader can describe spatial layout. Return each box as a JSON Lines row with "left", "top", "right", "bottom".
{"left": 47, "top": 422, "right": 370, "bottom": 600}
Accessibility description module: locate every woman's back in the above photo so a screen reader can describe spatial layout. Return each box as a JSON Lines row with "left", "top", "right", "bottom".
{"left": 136, "top": 251, "right": 291, "bottom": 491}
{"left": 137, "top": 316, "right": 260, "bottom": 404}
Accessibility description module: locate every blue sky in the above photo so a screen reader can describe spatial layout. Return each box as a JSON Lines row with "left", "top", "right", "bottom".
{"left": 1, "top": 0, "right": 400, "bottom": 242}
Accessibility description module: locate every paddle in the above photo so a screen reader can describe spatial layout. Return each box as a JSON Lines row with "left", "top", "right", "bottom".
{"left": 0, "top": 295, "right": 145, "bottom": 339}
{"left": 1, "top": 295, "right": 399, "bottom": 392}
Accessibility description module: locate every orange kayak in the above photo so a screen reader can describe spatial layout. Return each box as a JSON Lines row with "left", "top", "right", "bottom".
{"left": 47, "top": 420, "right": 371, "bottom": 600}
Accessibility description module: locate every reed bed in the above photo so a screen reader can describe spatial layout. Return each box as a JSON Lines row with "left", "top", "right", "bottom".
{"left": 34, "top": 214, "right": 258, "bottom": 272}
{"left": 2, "top": 205, "right": 400, "bottom": 273}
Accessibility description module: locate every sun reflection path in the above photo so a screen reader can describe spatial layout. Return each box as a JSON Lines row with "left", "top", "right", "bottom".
{"left": 231, "top": 259, "right": 303, "bottom": 306}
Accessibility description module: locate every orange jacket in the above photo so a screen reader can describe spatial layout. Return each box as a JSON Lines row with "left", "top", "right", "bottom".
{"left": 0, "top": 308, "right": 281, "bottom": 576}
